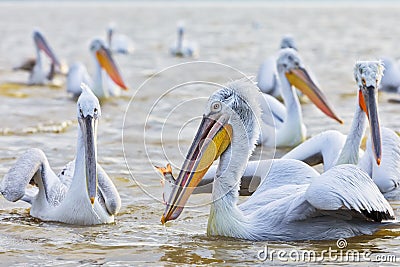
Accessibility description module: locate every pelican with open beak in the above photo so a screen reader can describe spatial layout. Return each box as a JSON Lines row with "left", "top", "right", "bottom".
{"left": 162, "top": 109, "right": 232, "bottom": 222}
{"left": 283, "top": 61, "right": 400, "bottom": 199}
{"left": 161, "top": 79, "right": 394, "bottom": 241}
{"left": 258, "top": 48, "right": 342, "bottom": 148}
{"left": 67, "top": 39, "right": 128, "bottom": 98}
{"left": 0, "top": 84, "right": 121, "bottom": 225}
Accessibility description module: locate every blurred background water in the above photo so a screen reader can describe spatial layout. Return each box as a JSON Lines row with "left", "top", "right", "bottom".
{"left": 0, "top": 1, "right": 400, "bottom": 266}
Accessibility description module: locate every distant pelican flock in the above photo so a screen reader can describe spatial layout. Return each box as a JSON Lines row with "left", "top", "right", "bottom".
{"left": 0, "top": 84, "right": 121, "bottom": 225}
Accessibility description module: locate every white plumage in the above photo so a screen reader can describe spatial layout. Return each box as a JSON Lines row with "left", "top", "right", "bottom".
{"left": 257, "top": 35, "right": 297, "bottom": 97}
{"left": 20, "top": 30, "right": 61, "bottom": 85}
{"left": 283, "top": 61, "right": 400, "bottom": 199}
{"left": 380, "top": 57, "right": 400, "bottom": 93}
{"left": 1, "top": 85, "right": 121, "bottom": 225}
{"left": 257, "top": 48, "right": 342, "bottom": 147}
{"left": 170, "top": 23, "right": 198, "bottom": 58}
{"left": 67, "top": 39, "right": 128, "bottom": 98}
{"left": 107, "top": 24, "right": 135, "bottom": 55}
{"left": 161, "top": 79, "right": 394, "bottom": 241}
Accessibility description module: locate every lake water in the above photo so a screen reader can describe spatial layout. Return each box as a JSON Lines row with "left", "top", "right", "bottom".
{"left": 1, "top": 1, "right": 400, "bottom": 266}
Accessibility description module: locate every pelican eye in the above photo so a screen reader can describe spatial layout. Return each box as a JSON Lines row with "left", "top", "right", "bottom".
{"left": 362, "top": 78, "right": 366, "bottom": 86}
{"left": 79, "top": 108, "right": 83, "bottom": 117}
{"left": 211, "top": 101, "right": 222, "bottom": 112}
{"left": 94, "top": 108, "right": 98, "bottom": 115}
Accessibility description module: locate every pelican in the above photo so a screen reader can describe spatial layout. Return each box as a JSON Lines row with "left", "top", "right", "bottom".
{"left": 170, "top": 23, "right": 198, "bottom": 58}
{"left": 15, "top": 30, "right": 61, "bottom": 85}
{"left": 161, "top": 79, "right": 394, "bottom": 241}
{"left": 66, "top": 39, "right": 128, "bottom": 98}
{"left": 258, "top": 48, "right": 342, "bottom": 147}
{"left": 380, "top": 57, "right": 400, "bottom": 93}
{"left": 106, "top": 24, "right": 135, "bottom": 55}
{"left": 257, "top": 35, "right": 297, "bottom": 98}
{"left": 283, "top": 61, "right": 400, "bottom": 199}
{"left": 0, "top": 84, "right": 121, "bottom": 225}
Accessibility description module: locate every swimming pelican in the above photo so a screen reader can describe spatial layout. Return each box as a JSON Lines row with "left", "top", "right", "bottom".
{"left": 257, "top": 35, "right": 297, "bottom": 98}
{"left": 16, "top": 30, "right": 61, "bottom": 85}
{"left": 170, "top": 23, "right": 198, "bottom": 58}
{"left": 380, "top": 57, "right": 400, "bottom": 93}
{"left": 106, "top": 24, "right": 135, "bottom": 55}
{"left": 160, "top": 79, "right": 394, "bottom": 241}
{"left": 0, "top": 84, "right": 121, "bottom": 225}
{"left": 258, "top": 48, "right": 342, "bottom": 147}
{"left": 67, "top": 39, "right": 128, "bottom": 98}
{"left": 283, "top": 61, "right": 400, "bottom": 199}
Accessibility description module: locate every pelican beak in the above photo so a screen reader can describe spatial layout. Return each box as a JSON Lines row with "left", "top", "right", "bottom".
{"left": 161, "top": 115, "right": 232, "bottom": 224}
{"left": 96, "top": 46, "right": 128, "bottom": 90}
{"left": 359, "top": 86, "right": 382, "bottom": 165}
{"left": 286, "top": 67, "right": 343, "bottom": 124}
{"left": 79, "top": 114, "right": 98, "bottom": 205}
{"left": 33, "top": 31, "right": 60, "bottom": 67}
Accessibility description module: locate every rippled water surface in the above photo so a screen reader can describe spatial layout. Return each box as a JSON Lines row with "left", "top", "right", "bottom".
{"left": 1, "top": 1, "right": 400, "bottom": 266}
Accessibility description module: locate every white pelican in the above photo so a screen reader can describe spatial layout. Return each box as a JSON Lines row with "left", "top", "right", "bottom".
{"left": 170, "top": 23, "right": 198, "bottom": 58}
{"left": 258, "top": 48, "right": 342, "bottom": 147}
{"left": 257, "top": 35, "right": 297, "bottom": 98}
{"left": 106, "top": 24, "right": 135, "bottom": 55}
{"left": 0, "top": 84, "right": 121, "bottom": 225}
{"left": 15, "top": 30, "right": 61, "bottom": 85}
{"left": 380, "top": 57, "right": 400, "bottom": 93}
{"left": 161, "top": 79, "right": 394, "bottom": 241}
{"left": 66, "top": 39, "right": 128, "bottom": 98}
{"left": 283, "top": 61, "right": 400, "bottom": 199}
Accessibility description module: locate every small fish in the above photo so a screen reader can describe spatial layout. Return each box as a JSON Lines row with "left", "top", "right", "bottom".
{"left": 155, "top": 163, "right": 175, "bottom": 204}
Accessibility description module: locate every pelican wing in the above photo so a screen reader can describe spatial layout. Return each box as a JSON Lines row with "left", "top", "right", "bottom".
{"left": 194, "top": 159, "right": 317, "bottom": 197}
{"left": 359, "top": 127, "right": 400, "bottom": 196}
{"left": 97, "top": 165, "right": 121, "bottom": 215}
{"left": 282, "top": 130, "right": 346, "bottom": 171}
{"left": 296, "top": 164, "right": 394, "bottom": 222}
{"left": 1, "top": 148, "right": 65, "bottom": 205}
{"left": 239, "top": 159, "right": 318, "bottom": 212}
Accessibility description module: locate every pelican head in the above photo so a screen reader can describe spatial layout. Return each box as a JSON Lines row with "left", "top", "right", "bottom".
{"left": 161, "top": 79, "right": 261, "bottom": 223}
{"left": 33, "top": 30, "right": 60, "bottom": 67}
{"left": 280, "top": 35, "right": 297, "bottom": 50}
{"left": 89, "top": 39, "right": 128, "bottom": 90}
{"left": 354, "top": 61, "right": 384, "bottom": 165}
{"left": 77, "top": 84, "right": 101, "bottom": 204}
{"left": 277, "top": 48, "right": 343, "bottom": 124}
